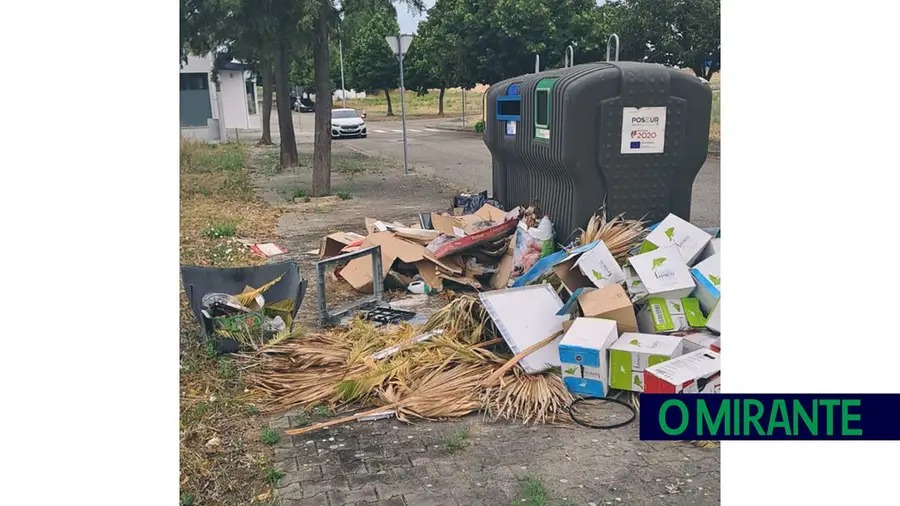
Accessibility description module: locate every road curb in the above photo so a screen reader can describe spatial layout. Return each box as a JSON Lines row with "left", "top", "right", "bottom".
{"left": 425, "top": 125, "right": 482, "bottom": 135}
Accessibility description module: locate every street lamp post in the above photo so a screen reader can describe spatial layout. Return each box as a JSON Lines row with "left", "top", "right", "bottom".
{"left": 385, "top": 34, "right": 413, "bottom": 175}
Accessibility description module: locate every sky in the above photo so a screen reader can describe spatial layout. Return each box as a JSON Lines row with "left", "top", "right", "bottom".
{"left": 394, "top": 0, "right": 435, "bottom": 34}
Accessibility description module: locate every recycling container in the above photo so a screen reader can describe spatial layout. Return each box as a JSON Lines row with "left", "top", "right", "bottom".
{"left": 484, "top": 62, "right": 712, "bottom": 241}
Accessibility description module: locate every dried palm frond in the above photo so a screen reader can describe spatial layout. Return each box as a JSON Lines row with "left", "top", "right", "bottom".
{"left": 421, "top": 295, "right": 494, "bottom": 345}
{"left": 482, "top": 367, "right": 573, "bottom": 424}
{"left": 235, "top": 272, "right": 286, "bottom": 306}
{"left": 577, "top": 209, "right": 647, "bottom": 261}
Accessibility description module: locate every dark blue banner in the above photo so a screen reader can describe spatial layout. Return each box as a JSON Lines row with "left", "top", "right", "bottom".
{"left": 639, "top": 394, "right": 900, "bottom": 440}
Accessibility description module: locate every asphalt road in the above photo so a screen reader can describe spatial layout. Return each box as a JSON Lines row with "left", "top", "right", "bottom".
{"left": 293, "top": 114, "right": 721, "bottom": 227}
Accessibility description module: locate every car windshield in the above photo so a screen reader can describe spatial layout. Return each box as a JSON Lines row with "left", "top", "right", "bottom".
{"left": 332, "top": 110, "right": 359, "bottom": 119}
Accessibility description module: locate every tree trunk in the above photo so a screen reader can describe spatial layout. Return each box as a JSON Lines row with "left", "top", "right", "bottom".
{"left": 384, "top": 89, "right": 393, "bottom": 116}
{"left": 257, "top": 62, "right": 274, "bottom": 146}
{"left": 274, "top": 39, "right": 298, "bottom": 169}
{"left": 311, "top": 8, "right": 332, "bottom": 197}
{"left": 438, "top": 87, "right": 445, "bottom": 116}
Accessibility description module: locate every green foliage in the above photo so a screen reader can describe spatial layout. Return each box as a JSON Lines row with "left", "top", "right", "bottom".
{"left": 292, "top": 188, "right": 309, "bottom": 199}
{"left": 218, "top": 357, "right": 238, "bottom": 378}
{"left": 246, "top": 405, "right": 261, "bottom": 415}
{"left": 260, "top": 427, "right": 281, "bottom": 445}
{"left": 313, "top": 405, "right": 332, "bottom": 417}
{"left": 441, "top": 426, "right": 471, "bottom": 454}
{"left": 203, "top": 221, "right": 237, "bottom": 238}
{"left": 515, "top": 474, "right": 549, "bottom": 506}
{"left": 334, "top": 189, "right": 353, "bottom": 200}
{"left": 346, "top": 9, "right": 400, "bottom": 95}
{"left": 264, "top": 467, "right": 285, "bottom": 485}
{"left": 180, "top": 491, "right": 195, "bottom": 506}
{"left": 610, "top": 0, "right": 721, "bottom": 78}
{"left": 474, "top": 120, "right": 485, "bottom": 133}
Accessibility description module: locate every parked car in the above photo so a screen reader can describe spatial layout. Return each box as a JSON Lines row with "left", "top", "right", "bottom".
{"left": 331, "top": 108, "right": 367, "bottom": 139}
{"left": 292, "top": 93, "right": 315, "bottom": 112}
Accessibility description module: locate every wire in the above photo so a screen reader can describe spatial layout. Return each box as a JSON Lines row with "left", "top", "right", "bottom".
{"left": 568, "top": 396, "right": 637, "bottom": 430}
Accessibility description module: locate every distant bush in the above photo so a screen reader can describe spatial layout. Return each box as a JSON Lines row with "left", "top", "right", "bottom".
{"left": 474, "top": 120, "right": 485, "bottom": 133}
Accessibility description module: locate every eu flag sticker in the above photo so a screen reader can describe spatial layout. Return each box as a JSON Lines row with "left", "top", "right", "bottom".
{"left": 630, "top": 141, "right": 641, "bottom": 149}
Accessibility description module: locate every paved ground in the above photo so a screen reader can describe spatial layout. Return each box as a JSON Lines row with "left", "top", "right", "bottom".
{"left": 250, "top": 143, "right": 721, "bottom": 506}
{"left": 287, "top": 113, "right": 720, "bottom": 228}
{"left": 268, "top": 413, "right": 720, "bottom": 506}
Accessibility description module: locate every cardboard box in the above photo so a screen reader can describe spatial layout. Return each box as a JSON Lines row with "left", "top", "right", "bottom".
{"left": 576, "top": 284, "right": 638, "bottom": 334}
{"left": 490, "top": 236, "right": 515, "bottom": 289}
{"left": 639, "top": 213, "right": 712, "bottom": 266}
{"left": 551, "top": 241, "right": 606, "bottom": 294}
{"left": 644, "top": 349, "right": 721, "bottom": 394}
{"left": 637, "top": 297, "right": 707, "bottom": 334}
{"left": 608, "top": 333, "right": 684, "bottom": 392}
{"left": 559, "top": 318, "right": 620, "bottom": 397}
{"left": 574, "top": 241, "right": 626, "bottom": 288}
{"left": 671, "top": 330, "right": 721, "bottom": 353}
{"left": 690, "top": 253, "right": 720, "bottom": 314}
{"left": 628, "top": 245, "right": 695, "bottom": 299}
{"left": 697, "top": 238, "right": 721, "bottom": 263}
{"left": 706, "top": 299, "right": 721, "bottom": 333}
{"left": 319, "top": 232, "right": 366, "bottom": 258}
{"left": 623, "top": 265, "right": 649, "bottom": 304}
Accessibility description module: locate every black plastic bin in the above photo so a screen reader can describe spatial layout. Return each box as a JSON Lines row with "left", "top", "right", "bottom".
{"left": 484, "top": 62, "right": 712, "bottom": 242}
{"left": 180, "top": 260, "right": 308, "bottom": 353}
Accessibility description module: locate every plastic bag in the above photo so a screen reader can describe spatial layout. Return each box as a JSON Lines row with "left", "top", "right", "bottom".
{"left": 509, "top": 216, "right": 555, "bottom": 282}
{"left": 451, "top": 191, "right": 503, "bottom": 215}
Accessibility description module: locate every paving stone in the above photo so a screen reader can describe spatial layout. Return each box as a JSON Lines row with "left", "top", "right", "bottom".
{"left": 366, "top": 456, "right": 413, "bottom": 473}
{"left": 401, "top": 491, "right": 457, "bottom": 506}
{"left": 301, "top": 476, "right": 349, "bottom": 497}
{"left": 282, "top": 492, "right": 329, "bottom": 506}
{"left": 327, "top": 485, "right": 378, "bottom": 506}
{"left": 278, "top": 482, "right": 303, "bottom": 501}
{"left": 347, "top": 471, "right": 396, "bottom": 489}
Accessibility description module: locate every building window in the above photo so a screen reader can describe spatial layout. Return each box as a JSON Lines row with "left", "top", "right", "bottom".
{"left": 180, "top": 73, "right": 209, "bottom": 91}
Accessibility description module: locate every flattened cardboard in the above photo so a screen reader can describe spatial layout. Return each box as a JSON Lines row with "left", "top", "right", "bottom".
{"left": 415, "top": 261, "right": 444, "bottom": 292}
{"left": 437, "top": 271, "right": 482, "bottom": 289}
{"left": 430, "top": 213, "right": 465, "bottom": 236}
{"left": 576, "top": 284, "right": 638, "bottom": 334}
{"left": 644, "top": 349, "right": 721, "bottom": 394}
{"left": 423, "top": 251, "right": 464, "bottom": 275}
{"left": 490, "top": 236, "right": 515, "bottom": 289}
{"left": 365, "top": 218, "right": 406, "bottom": 235}
{"left": 608, "top": 333, "right": 684, "bottom": 392}
{"left": 628, "top": 245, "right": 695, "bottom": 299}
{"left": 340, "top": 238, "right": 396, "bottom": 293}
{"left": 366, "top": 232, "right": 425, "bottom": 263}
{"left": 319, "top": 232, "right": 366, "bottom": 258}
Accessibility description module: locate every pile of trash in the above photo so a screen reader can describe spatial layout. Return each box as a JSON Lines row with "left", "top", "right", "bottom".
{"left": 245, "top": 196, "right": 722, "bottom": 433}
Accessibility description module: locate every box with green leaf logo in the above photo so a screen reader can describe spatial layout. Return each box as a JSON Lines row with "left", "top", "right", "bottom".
{"left": 637, "top": 297, "right": 707, "bottom": 334}
{"left": 608, "top": 332, "right": 684, "bottom": 392}
{"left": 558, "top": 318, "right": 619, "bottom": 397}
{"left": 690, "top": 253, "right": 720, "bottom": 314}
{"left": 628, "top": 245, "right": 695, "bottom": 299}
{"left": 639, "top": 214, "right": 712, "bottom": 266}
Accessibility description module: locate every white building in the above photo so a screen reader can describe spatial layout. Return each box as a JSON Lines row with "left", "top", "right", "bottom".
{"left": 180, "top": 54, "right": 258, "bottom": 140}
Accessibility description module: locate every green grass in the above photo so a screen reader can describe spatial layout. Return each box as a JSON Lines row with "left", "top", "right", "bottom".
{"left": 260, "top": 427, "right": 280, "bottom": 445}
{"left": 183, "top": 142, "right": 245, "bottom": 173}
{"left": 218, "top": 357, "right": 238, "bottom": 379}
{"left": 292, "top": 188, "right": 309, "bottom": 199}
{"left": 342, "top": 87, "right": 485, "bottom": 120}
{"left": 204, "top": 342, "right": 217, "bottom": 360}
{"left": 313, "top": 405, "right": 332, "bottom": 417}
{"left": 203, "top": 221, "right": 237, "bottom": 238}
{"left": 264, "top": 468, "right": 285, "bottom": 485}
{"left": 180, "top": 491, "right": 195, "bottom": 506}
{"left": 334, "top": 189, "right": 353, "bottom": 200}
{"left": 246, "top": 405, "right": 261, "bottom": 415}
{"left": 290, "top": 412, "right": 310, "bottom": 428}
{"left": 514, "top": 474, "right": 550, "bottom": 506}
{"left": 441, "top": 427, "right": 470, "bottom": 454}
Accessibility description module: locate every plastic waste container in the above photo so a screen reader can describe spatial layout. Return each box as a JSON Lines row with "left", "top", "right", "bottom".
{"left": 181, "top": 260, "right": 307, "bottom": 353}
{"left": 484, "top": 62, "right": 712, "bottom": 242}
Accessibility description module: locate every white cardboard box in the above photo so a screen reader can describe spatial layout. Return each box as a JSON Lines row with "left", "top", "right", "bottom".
{"left": 706, "top": 298, "right": 721, "bottom": 333}
{"left": 644, "top": 349, "right": 721, "bottom": 394}
{"left": 637, "top": 297, "right": 707, "bottom": 334}
{"left": 690, "top": 253, "right": 720, "bottom": 314}
{"left": 608, "top": 332, "right": 684, "bottom": 392}
{"left": 628, "top": 245, "right": 695, "bottom": 299}
{"left": 697, "top": 238, "right": 721, "bottom": 263}
{"left": 558, "top": 318, "right": 620, "bottom": 397}
{"left": 672, "top": 330, "right": 721, "bottom": 353}
{"left": 640, "top": 214, "right": 712, "bottom": 266}
{"left": 623, "top": 265, "right": 649, "bottom": 304}
{"left": 573, "top": 241, "right": 626, "bottom": 288}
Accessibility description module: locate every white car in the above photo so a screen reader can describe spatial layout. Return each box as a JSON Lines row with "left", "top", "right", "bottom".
{"left": 331, "top": 108, "right": 367, "bottom": 139}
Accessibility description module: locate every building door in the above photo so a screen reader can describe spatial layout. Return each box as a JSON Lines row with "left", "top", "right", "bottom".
{"left": 180, "top": 73, "right": 212, "bottom": 127}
